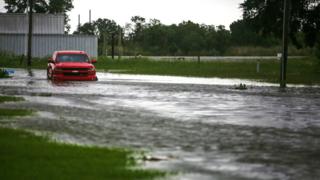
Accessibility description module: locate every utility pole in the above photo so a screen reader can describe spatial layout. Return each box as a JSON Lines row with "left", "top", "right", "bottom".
{"left": 280, "top": 0, "right": 291, "bottom": 88}
{"left": 103, "top": 33, "right": 107, "bottom": 56}
{"left": 118, "top": 27, "right": 123, "bottom": 60}
{"left": 78, "top": 14, "right": 81, "bottom": 29}
{"left": 27, "top": 0, "right": 33, "bottom": 67}
{"left": 111, "top": 33, "right": 115, "bottom": 59}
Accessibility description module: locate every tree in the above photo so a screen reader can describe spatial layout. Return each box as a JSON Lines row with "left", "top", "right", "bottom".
{"left": 94, "top": 18, "right": 121, "bottom": 56}
{"left": 230, "top": 19, "right": 279, "bottom": 47}
{"left": 176, "top": 21, "right": 206, "bottom": 55}
{"left": 241, "top": 0, "right": 320, "bottom": 47}
{"left": 142, "top": 19, "right": 170, "bottom": 55}
{"left": 130, "top": 16, "right": 146, "bottom": 44}
{"left": 73, "top": 22, "right": 96, "bottom": 35}
{"left": 94, "top": 18, "right": 119, "bottom": 36}
{"left": 73, "top": 18, "right": 122, "bottom": 56}
{"left": 4, "top": 0, "right": 74, "bottom": 33}
{"left": 4, "top": 0, "right": 47, "bottom": 13}
{"left": 123, "top": 18, "right": 233, "bottom": 56}
{"left": 214, "top": 25, "right": 231, "bottom": 54}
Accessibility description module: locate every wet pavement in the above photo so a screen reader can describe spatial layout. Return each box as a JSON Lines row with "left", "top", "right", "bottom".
{"left": 0, "top": 69, "right": 320, "bottom": 180}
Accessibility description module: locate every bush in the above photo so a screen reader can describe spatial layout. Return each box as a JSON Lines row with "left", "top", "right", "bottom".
{"left": 315, "top": 43, "right": 320, "bottom": 60}
{"left": 0, "top": 69, "right": 9, "bottom": 78}
{"left": 0, "top": 51, "right": 47, "bottom": 69}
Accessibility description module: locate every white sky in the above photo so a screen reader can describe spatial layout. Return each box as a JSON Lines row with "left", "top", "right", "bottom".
{"left": 0, "top": 0, "right": 243, "bottom": 32}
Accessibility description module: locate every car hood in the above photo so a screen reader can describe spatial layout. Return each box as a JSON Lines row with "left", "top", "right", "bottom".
{"left": 55, "top": 62, "right": 94, "bottom": 69}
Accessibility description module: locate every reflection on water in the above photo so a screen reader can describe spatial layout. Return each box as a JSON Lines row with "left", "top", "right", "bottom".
{"left": 0, "top": 69, "right": 320, "bottom": 180}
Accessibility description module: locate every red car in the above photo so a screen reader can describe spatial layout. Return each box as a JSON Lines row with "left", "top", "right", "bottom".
{"left": 47, "top": 50, "right": 97, "bottom": 81}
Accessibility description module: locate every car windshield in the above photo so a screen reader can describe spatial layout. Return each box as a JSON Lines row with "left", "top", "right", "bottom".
{"left": 56, "top": 54, "right": 89, "bottom": 63}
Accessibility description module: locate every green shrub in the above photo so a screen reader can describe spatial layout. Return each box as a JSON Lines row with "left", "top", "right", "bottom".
{"left": 315, "top": 43, "right": 320, "bottom": 60}
{"left": 0, "top": 51, "right": 47, "bottom": 69}
{"left": 0, "top": 68, "right": 9, "bottom": 78}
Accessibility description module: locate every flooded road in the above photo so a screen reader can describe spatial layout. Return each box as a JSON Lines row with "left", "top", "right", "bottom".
{"left": 1, "top": 69, "right": 320, "bottom": 180}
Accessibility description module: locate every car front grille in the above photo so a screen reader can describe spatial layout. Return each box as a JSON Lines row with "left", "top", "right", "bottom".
{"left": 62, "top": 68, "right": 90, "bottom": 71}
{"left": 63, "top": 72, "right": 88, "bottom": 76}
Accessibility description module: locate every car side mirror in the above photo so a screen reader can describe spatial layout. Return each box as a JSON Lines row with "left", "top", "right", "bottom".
{"left": 48, "top": 58, "right": 55, "bottom": 63}
{"left": 91, "top": 59, "right": 97, "bottom": 64}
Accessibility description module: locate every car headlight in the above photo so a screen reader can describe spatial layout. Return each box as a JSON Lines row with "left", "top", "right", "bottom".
{"left": 89, "top": 67, "right": 95, "bottom": 71}
{"left": 54, "top": 68, "right": 63, "bottom": 73}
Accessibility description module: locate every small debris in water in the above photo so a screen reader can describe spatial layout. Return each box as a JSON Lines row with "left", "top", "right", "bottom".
{"left": 234, "top": 83, "right": 248, "bottom": 90}
{"left": 143, "top": 155, "right": 175, "bottom": 162}
{"left": 0, "top": 68, "right": 15, "bottom": 77}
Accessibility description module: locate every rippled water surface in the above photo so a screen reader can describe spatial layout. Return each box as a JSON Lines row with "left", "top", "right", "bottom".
{"left": 0, "top": 69, "right": 320, "bottom": 180}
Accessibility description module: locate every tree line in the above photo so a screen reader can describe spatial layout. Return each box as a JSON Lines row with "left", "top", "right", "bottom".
{"left": 74, "top": 17, "right": 238, "bottom": 56}
{"left": 3, "top": 0, "right": 320, "bottom": 57}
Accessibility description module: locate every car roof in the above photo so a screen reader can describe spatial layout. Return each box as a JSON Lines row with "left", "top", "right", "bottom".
{"left": 55, "top": 50, "right": 88, "bottom": 55}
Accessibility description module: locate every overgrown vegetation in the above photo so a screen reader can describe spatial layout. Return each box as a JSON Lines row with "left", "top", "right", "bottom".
{"left": 0, "top": 52, "right": 47, "bottom": 69}
{"left": 97, "top": 57, "right": 320, "bottom": 85}
{"left": 0, "top": 127, "right": 164, "bottom": 179}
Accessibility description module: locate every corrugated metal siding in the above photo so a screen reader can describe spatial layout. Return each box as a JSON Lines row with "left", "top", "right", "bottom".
{"left": 0, "top": 13, "right": 64, "bottom": 34}
{"left": 0, "top": 34, "right": 98, "bottom": 58}
{"left": 0, "top": 34, "right": 26, "bottom": 55}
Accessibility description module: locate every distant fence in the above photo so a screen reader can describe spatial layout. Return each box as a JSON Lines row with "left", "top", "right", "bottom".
{"left": 108, "top": 56, "right": 306, "bottom": 61}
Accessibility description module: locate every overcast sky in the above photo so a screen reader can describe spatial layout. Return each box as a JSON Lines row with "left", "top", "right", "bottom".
{"left": 0, "top": 0, "right": 243, "bottom": 32}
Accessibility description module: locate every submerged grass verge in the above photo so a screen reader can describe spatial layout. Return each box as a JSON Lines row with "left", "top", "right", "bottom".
{"left": 0, "top": 127, "right": 165, "bottom": 180}
{"left": 0, "top": 108, "right": 33, "bottom": 117}
{"left": 0, "top": 96, "right": 31, "bottom": 117}
{"left": 0, "top": 96, "right": 24, "bottom": 103}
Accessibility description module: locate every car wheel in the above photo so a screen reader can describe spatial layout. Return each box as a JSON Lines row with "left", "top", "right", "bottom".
{"left": 47, "top": 68, "right": 52, "bottom": 80}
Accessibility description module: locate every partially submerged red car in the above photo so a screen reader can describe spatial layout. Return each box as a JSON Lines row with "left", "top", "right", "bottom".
{"left": 47, "top": 50, "right": 97, "bottom": 81}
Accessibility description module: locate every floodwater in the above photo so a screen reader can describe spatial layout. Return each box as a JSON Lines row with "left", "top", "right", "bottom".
{"left": 0, "top": 69, "right": 320, "bottom": 180}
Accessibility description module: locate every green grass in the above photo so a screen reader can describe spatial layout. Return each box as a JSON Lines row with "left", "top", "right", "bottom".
{"left": 0, "top": 96, "right": 32, "bottom": 117}
{"left": 0, "top": 52, "right": 47, "bottom": 69}
{"left": 0, "top": 127, "right": 164, "bottom": 180}
{"left": 0, "top": 108, "right": 33, "bottom": 117}
{"left": 97, "top": 57, "right": 320, "bottom": 85}
{"left": 1, "top": 52, "right": 320, "bottom": 84}
{"left": 0, "top": 96, "right": 24, "bottom": 103}
{"left": 0, "top": 95, "right": 165, "bottom": 179}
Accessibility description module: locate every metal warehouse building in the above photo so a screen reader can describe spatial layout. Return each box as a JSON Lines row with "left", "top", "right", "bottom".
{"left": 0, "top": 13, "right": 98, "bottom": 57}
